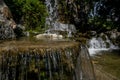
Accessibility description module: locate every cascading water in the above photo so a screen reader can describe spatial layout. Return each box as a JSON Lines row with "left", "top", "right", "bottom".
{"left": 90, "top": 0, "right": 103, "bottom": 17}
{"left": 0, "top": 41, "right": 96, "bottom": 80}
{"left": 89, "top": 0, "right": 120, "bottom": 55}
{"left": 88, "top": 35, "right": 119, "bottom": 55}
{"left": 45, "top": 0, "right": 76, "bottom": 37}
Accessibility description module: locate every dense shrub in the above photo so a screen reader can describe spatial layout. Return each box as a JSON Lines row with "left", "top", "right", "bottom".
{"left": 4, "top": 0, "right": 47, "bottom": 31}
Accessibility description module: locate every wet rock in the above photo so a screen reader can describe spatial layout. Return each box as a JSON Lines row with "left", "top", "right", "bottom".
{"left": 0, "top": 24, "right": 15, "bottom": 40}
{"left": 0, "top": 1, "right": 16, "bottom": 28}
{"left": 0, "top": 1, "right": 25, "bottom": 39}
{"left": 99, "top": 33, "right": 107, "bottom": 41}
{"left": 24, "top": 31, "right": 30, "bottom": 37}
{"left": 87, "top": 31, "right": 97, "bottom": 37}
{"left": 13, "top": 26, "right": 24, "bottom": 38}
{"left": 106, "top": 29, "right": 120, "bottom": 39}
{"left": 0, "top": 0, "right": 16, "bottom": 39}
{"left": 105, "top": 29, "right": 120, "bottom": 46}
{"left": 46, "top": 22, "right": 76, "bottom": 37}
{"left": 116, "top": 35, "right": 120, "bottom": 47}
{"left": 35, "top": 33, "right": 63, "bottom": 40}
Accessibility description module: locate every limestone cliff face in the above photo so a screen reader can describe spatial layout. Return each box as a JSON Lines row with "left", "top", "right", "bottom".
{"left": 0, "top": 0, "right": 16, "bottom": 40}
{"left": 0, "top": 0, "right": 16, "bottom": 28}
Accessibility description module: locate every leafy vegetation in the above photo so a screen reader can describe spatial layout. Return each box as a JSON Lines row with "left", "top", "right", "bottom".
{"left": 4, "top": 0, "right": 120, "bottom": 33}
{"left": 88, "top": 0, "right": 120, "bottom": 32}
{"left": 58, "top": 0, "right": 92, "bottom": 32}
{"left": 4, "top": 0, "right": 47, "bottom": 31}
{"left": 58, "top": 0, "right": 120, "bottom": 33}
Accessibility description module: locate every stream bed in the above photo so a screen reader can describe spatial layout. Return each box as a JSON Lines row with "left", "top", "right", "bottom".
{"left": 92, "top": 49, "right": 120, "bottom": 79}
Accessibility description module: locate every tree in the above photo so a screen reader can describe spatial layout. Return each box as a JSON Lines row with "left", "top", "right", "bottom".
{"left": 4, "top": 0, "right": 47, "bottom": 31}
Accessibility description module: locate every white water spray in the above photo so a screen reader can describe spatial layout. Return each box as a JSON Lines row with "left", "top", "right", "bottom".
{"left": 45, "top": 0, "right": 76, "bottom": 37}
{"left": 88, "top": 36, "right": 119, "bottom": 55}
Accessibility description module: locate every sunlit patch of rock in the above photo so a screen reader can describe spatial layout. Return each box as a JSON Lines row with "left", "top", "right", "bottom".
{"left": 35, "top": 33, "right": 63, "bottom": 40}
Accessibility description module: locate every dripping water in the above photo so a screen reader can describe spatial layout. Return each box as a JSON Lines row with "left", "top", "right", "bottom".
{"left": 0, "top": 44, "right": 95, "bottom": 80}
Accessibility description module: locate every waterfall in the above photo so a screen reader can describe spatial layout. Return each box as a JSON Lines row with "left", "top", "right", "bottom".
{"left": 88, "top": 36, "right": 119, "bottom": 55}
{"left": 45, "top": 0, "right": 76, "bottom": 37}
{"left": 90, "top": 0, "right": 103, "bottom": 17}
{"left": 0, "top": 41, "right": 95, "bottom": 80}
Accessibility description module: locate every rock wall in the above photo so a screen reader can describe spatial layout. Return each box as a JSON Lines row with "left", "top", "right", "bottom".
{"left": 0, "top": 0, "right": 16, "bottom": 40}
{"left": 0, "top": 0, "right": 16, "bottom": 28}
{"left": 105, "top": 29, "right": 120, "bottom": 47}
{"left": 87, "top": 30, "right": 120, "bottom": 48}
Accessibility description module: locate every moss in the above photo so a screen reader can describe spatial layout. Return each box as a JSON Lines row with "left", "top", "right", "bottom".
{"left": 0, "top": 40, "right": 79, "bottom": 54}
{"left": 0, "top": 41, "right": 81, "bottom": 80}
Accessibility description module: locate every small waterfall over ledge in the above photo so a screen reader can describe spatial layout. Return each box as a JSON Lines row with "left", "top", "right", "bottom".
{"left": 0, "top": 41, "right": 95, "bottom": 80}
{"left": 45, "top": 0, "right": 76, "bottom": 37}
{"left": 88, "top": 35, "right": 119, "bottom": 55}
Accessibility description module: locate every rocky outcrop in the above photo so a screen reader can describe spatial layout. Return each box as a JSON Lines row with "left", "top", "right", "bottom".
{"left": 86, "top": 30, "right": 120, "bottom": 48}
{"left": 0, "top": 0, "right": 16, "bottom": 29}
{"left": 105, "top": 29, "right": 120, "bottom": 40}
{"left": 0, "top": 0, "right": 23, "bottom": 40}
{"left": 105, "top": 29, "right": 120, "bottom": 47}
{"left": 0, "top": 0, "right": 17, "bottom": 40}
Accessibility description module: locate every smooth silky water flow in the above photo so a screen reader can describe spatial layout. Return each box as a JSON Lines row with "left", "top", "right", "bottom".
{"left": 0, "top": 40, "right": 96, "bottom": 80}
